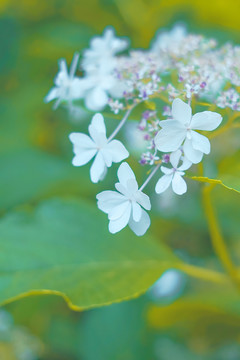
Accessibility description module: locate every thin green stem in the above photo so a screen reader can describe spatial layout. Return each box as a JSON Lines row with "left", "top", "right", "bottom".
{"left": 107, "top": 104, "right": 136, "bottom": 142}
{"left": 139, "top": 163, "right": 161, "bottom": 191}
{"left": 177, "top": 263, "right": 229, "bottom": 285}
{"left": 202, "top": 185, "right": 239, "bottom": 286}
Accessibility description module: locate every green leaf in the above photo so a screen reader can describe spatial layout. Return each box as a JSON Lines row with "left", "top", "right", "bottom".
{"left": 0, "top": 198, "right": 178, "bottom": 310}
{"left": 79, "top": 297, "right": 154, "bottom": 360}
{"left": 0, "top": 147, "right": 93, "bottom": 211}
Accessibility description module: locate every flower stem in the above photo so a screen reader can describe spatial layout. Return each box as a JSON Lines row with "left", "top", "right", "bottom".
{"left": 177, "top": 263, "right": 228, "bottom": 285}
{"left": 139, "top": 163, "right": 161, "bottom": 191}
{"left": 70, "top": 52, "right": 80, "bottom": 78}
{"left": 202, "top": 184, "right": 239, "bottom": 286}
{"left": 107, "top": 105, "right": 135, "bottom": 142}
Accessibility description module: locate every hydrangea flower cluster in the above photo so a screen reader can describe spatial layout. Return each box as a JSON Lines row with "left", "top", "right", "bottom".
{"left": 45, "top": 25, "right": 240, "bottom": 236}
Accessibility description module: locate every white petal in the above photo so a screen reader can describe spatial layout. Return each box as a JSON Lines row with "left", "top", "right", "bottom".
{"left": 90, "top": 152, "right": 106, "bottom": 183}
{"left": 129, "top": 210, "right": 151, "bottom": 236}
{"left": 126, "top": 178, "right": 138, "bottom": 193}
{"left": 96, "top": 191, "right": 126, "bottom": 213}
{"left": 191, "top": 111, "right": 222, "bottom": 131}
{"left": 106, "top": 140, "right": 129, "bottom": 163}
{"left": 172, "top": 98, "right": 192, "bottom": 125}
{"left": 99, "top": 166, "right": 108, "bottom": 181}
{"left": 70, "top": 78, "right": 88, "bottom": 98}
{"left": 155, "top": 174, "right": 173, "bottom": 194}
{"left": 159, "top": 120, "right": 184, "bottom": 129}
{"left": 101, "top": 148, "right": 113, "bottom": 167}
{"left": 161, "top": 166, "right": 173, "bottom": 175}
{"left": 99, "top": 74, "right": 116, "bottom": 90}
{"left": 88, "top": 114, "right": 107, "bottom": 146}
{"left": 190, "top": 131, "right": 211, "bottom": 154}
{"left": 172, "top": 172, "right": 187, "bottom": 195}
{"left": 109, "top": 81, "right": 128, "bottom": 98}
{"left": 155, "top": 128, "right": 186, "bottom": 152}
{"left": 183, "top": 139, "right": 203, "bottom": 164}
{"left": 85, "top": 87, "right": 108, "bottom": 111}
{"left": 108, "top": 201, "right": 130, "bottom": 220}
{"left": 132, "top": 202, "right": 142, "bottom": 222}
{"left": 115, "top": 182, "right": 129, "bottom": 197}
{"left": 134, "top": 191, "right": 151, "bottom": 211}
{"left": 170, "top": 150, "right": 182, "bottom": 168}
{"left": 178, "top": 157, "right": 192, "bottom": 171}
{"left": 90, "top": 113, "right": 106, "bottom": 135}
{"left": 58, "top": 58, "right": 68, "bottom": 74}
{"left": 117, "top": 162, "right": 136, "bottom": 186}
{"left": 109, "top": 202, "right": 131, "bottom": 234}
{"left": 55, "top": 71, "right": 69, "bottom": 89}
{"left": 69, "top": 133, "right": 95, "bottom": 149}
{"left": 44, "top": 87, "right": 59, "bottom": 103}
{"left": 72, "top": 149, "right": 96, "bottom": 166}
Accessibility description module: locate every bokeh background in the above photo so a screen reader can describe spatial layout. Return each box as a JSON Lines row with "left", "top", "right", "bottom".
{"left": 1, "top": 0, "right": 240, "bottom": 359}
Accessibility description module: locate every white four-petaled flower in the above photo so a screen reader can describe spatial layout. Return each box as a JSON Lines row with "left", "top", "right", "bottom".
{"left": 155, "top": 98, "right": 222, "bottom": 163}
{"left": 44, "top": 53, "right": 84, "bottom": 109}
{"left": 69, "top": 113, "right": 129, "bottom": 183}
{"left": 97, "top": 162, "right": 151, "bottom": 236}
{"left": 155, "top": 150, "right": 192, "bottom": 195}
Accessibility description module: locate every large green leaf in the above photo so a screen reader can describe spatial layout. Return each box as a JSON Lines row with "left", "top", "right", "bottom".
{"left": 0, "top": 198, "right": 178, "bottom": 310}
{"left": 78, "top": 297, "right": 154, "bottom": 360}
{"left": 0, "top": 147, "right": 93, "bottom": 211}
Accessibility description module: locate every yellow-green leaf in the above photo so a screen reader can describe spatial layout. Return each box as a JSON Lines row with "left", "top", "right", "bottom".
{"left": 191, "top": 151, "right": 240, "bottom": 194}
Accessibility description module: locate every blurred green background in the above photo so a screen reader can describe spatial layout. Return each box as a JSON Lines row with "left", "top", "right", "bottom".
{"left": 0, "top": 0, "right": 240, "bottom": 359}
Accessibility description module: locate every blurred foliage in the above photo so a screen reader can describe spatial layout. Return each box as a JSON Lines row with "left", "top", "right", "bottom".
{"left": 0, "top": 0, "right": 240, "bottom": 359}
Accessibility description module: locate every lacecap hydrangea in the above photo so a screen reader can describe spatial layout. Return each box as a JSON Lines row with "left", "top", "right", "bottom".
{"left": 45, "top": 25, "right": 240, "bottom": 236}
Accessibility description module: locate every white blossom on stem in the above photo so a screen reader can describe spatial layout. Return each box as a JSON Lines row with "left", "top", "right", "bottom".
{"left": 44, "top": 53, "right": 84, "bottom": 109}
{"left": 82, "top": 27, "right": 129, "bottom": 73}
{"left": 155, "top": 150, "right": 192, "bottom": 195}
{"left": 97, "top": 162, "right": 151, "bottom": 236}
{"left": 155, "top": 98, "right": 222, "bottom": 163}
{"left": 80, "top": 27, "right": 129, "bottom": 111}
{"left": 78, "top": 69, "right": 118, "bottom": 111}
{"left": 151, "top": 24, "right": 186, "bottom": 53}
{"left": 69, "top": 113, "right": 129, "bottom": 183}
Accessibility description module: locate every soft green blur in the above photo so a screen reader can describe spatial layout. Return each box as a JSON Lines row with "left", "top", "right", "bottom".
{"left": 0, "top": 0, "right": 240, "bottom": 359}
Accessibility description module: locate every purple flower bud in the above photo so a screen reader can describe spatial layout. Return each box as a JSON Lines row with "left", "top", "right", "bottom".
{"left": 139, "top": 158, "right": 147, "bottom": 165}
{"left": 142, "top": 90, "right": 148, "bottom": 100}
{"left": 163, "top": 105, "right": 171, "bottom": 116}
{"left": 162, "top": 154, "right": 170, "bottom": 163}
{"left": 200, "top": 81, "right": 207, "bottom": 88}
{"left": 142, "top": 110, "right": 151, "bottom": 120}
